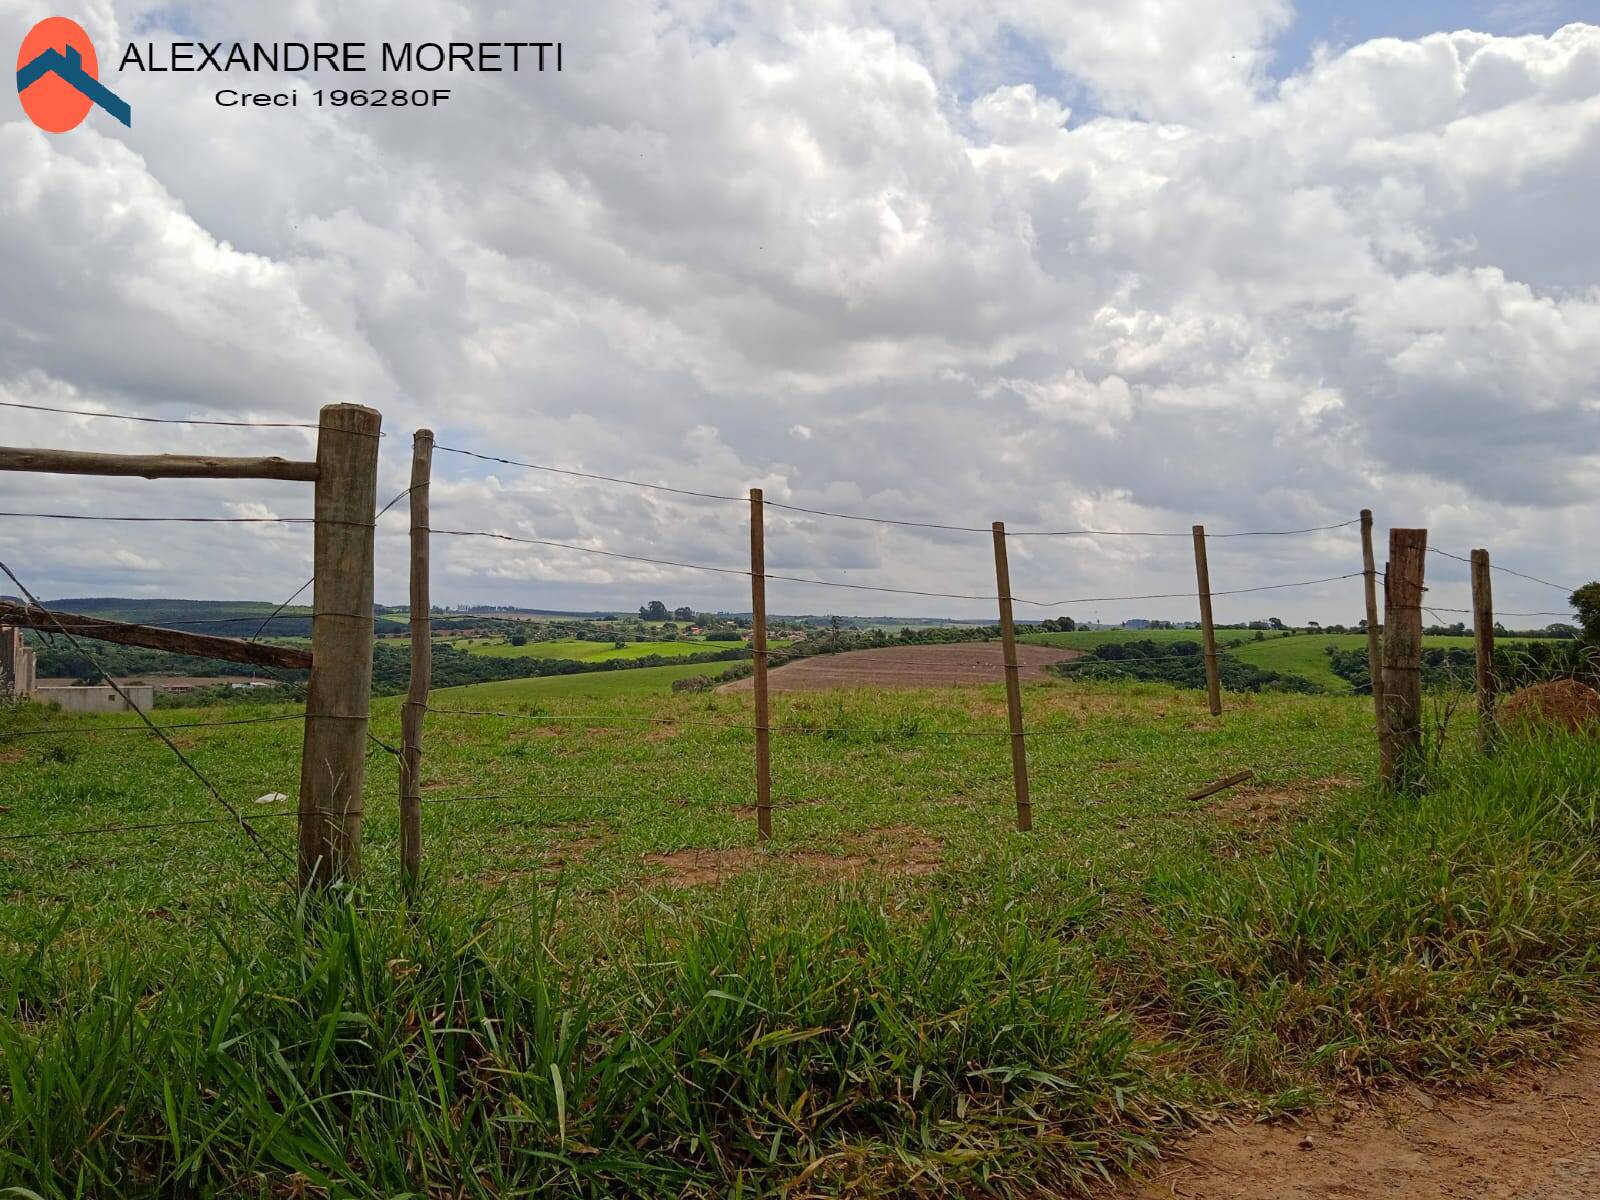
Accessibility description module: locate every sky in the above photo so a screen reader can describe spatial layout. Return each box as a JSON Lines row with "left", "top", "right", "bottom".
{"left": 1, "top": 1, "right": 1597, "bottom": 628}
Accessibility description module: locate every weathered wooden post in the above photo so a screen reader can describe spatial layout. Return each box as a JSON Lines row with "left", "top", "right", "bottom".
{"left": 1360, "top": 510, "right": 1386, "bottom": 745}
{"left": 298, "top": 403, "right": 382, "bottom": 890}
{"left": 991, "top": 522, "right": 1033, "bottom": 832}
{"left": 1472, "top": 548, "right": 1496, "bottom": 752}
{"left": 1380, "top": 528, "right": 1427, "bottom": 789}
{"left": 1191, "top": 525, "right": 1222, "bottom": 716}
{"left": 749, "top": 488, "right": 772, "bottom": 840}
{"left": 400, "top": 429, "right": 434, "bottom": 892}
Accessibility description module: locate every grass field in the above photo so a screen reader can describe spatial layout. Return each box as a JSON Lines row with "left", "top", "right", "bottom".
{"left": 441, "top": 659, "right": 730, "bottom": 700}
{"left": 1230, "top": 633, "right": 1550, "bottom": 691}
{"left": 3, "top": 679, "right": 1598, "bottom": 1195}
{"left": 1021, "top": 627, "right": 1229, "bottom": 651}
{"left": 446, "top": 636, "right": 739, "bottom": 662}
{"left": 1026, "top": 629, "right": 1557, "bottom": 691}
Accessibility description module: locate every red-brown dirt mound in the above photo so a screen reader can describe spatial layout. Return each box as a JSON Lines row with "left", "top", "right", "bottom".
{"left": 716, "top": 642, "right": 1081, "bottom": 693}
{"left": 1497, "top": 679, "right": 1600, "bottom": 734}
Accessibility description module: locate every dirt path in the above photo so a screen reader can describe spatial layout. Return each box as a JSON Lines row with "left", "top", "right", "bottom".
{"left": 1116, "top": 1049, "right": 1600, "bottom": 1199}
{"left": 716, "top": 642, "right": 1080, "bottom": 693}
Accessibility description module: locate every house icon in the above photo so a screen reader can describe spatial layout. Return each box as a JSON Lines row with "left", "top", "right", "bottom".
{"left": 16, "top": 17, "right": 131, "bottom": 132}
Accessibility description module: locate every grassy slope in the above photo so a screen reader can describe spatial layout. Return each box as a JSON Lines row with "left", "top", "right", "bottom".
{"left": 3, "top": 685, "right": 1599, "bottom": 1195}
{"left": 1026, "top": 629, "right": 1556, "bottom": 691}
{"left": 450, "top": 636, "right": 732, "bottom": 662}
{"left": 1022, "top": 628, "right": 1226, "bottom": 651}
{"left": 1231, "top": 633, "right": 1547, "bottom": 691}
{"left": 440, "top": 659, "right": 726, "bottom": 700}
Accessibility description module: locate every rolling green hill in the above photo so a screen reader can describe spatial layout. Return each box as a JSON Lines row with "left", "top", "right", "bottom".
{"left": 452, "top": 637, "right": 752, "bottom": 663}
{"left": 37, "top": 597, "right": 406, "bottom": 638}
{"left": 1021, "top": 628, "right": 1249, "bottom": 652}
{"left": 439, "top": 660, "right": 723, "bottom": 701}
{"left": 1228, "top": 633, "right": 1553, "bottom": 692}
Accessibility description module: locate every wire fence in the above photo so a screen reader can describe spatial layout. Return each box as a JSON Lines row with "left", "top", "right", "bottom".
{"left": 0, "top": 409, "right": 1582, "bottom": 882}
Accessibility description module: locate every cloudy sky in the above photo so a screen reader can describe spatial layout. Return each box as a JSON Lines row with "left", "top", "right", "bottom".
{"left": 2, "top": 1, "right": 1596, "bottom": 626}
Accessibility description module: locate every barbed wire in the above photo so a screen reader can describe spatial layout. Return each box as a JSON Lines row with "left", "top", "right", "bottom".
{"left": 0, "top": 557, "right": 286, "bottom": 870}
{"left": 0, "top": 511, "right": 318, "bottom": 525}
{"left": 428, "top": 526, "right": 1367, "bottom": 607}
{"left": 0, "top": 399, "right": 320, "bottom": 430}
{"left": 0, "top": 712, "right": 306, "bottom": 739}
{"left": 0, "top": 399, "right": 384, "bottom": 436}
{"left": 432, "top": 443, "right": 1358, "bottom": 540}
{"left": 1018, "top": 572, "right": 1369, "bottom": 609}
{"left": 1426, "top": 547, "right": 1576, "bottom": 595}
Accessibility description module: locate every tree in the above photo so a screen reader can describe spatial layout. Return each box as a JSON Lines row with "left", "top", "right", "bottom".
{"left": 639, "top": 600, "right": 670, "bottom": 621}
{"left": 673, "top": 606, "right": 694, "bottom": 622}
{"left": 1571, "top": 582, "right": 1600, "bottom": 643}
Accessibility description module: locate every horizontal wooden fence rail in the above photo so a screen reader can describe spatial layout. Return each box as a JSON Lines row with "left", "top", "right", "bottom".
{"left": 0, "top": 402, "right": 378, "bottom": 892}
{"left": 0, "top": 447, "right": 318, "bottom": 481}
{"left": 0, "top": 600, "right": 313, "bottom": 670}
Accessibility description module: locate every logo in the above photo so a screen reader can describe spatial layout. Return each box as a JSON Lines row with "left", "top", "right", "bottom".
{"left": 16, "top": 17, "right": 130, "bottom": 132}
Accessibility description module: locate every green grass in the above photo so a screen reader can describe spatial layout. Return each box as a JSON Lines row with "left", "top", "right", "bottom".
{"left": 1022, "top": 628, "right": 1222, "bottom": 652}
{"left": 3, "top": 683, "right": 1598, "bottom": 1195}
{"left": 1230, "top": 633, "right": 1550, "bottom": 691}
{"left": 441, "top": 659, "right": 730, "bottom": 700}
{"left": 1025, "top": 630, "right": 1557, "bottom": 692}
{"left": 449, "top": 636, "right": 736, "bottom": 662}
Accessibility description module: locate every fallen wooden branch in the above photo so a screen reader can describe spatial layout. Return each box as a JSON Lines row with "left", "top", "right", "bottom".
{"left": 0, "top": 600, "right": 313, "bottom": 670}
{"left": 1182, "top": 769, "right": 1255, "bottom": 803}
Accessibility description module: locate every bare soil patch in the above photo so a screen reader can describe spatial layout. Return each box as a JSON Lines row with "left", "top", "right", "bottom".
{"left": 1113, "top": 1047, "right": 1600, "bottom": 1200}
{"left": 645, "top": 827, "right": 944, "bottom": 887}
{"left": 717, "top": 643, "right": 1081, "bottom": 693}
{"left": 1207, "top": 776, "right": 1354, "bottom": 832}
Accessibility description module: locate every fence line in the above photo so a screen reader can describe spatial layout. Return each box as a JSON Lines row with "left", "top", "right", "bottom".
{"left": 2, "top": 402, "right": 1584, "bottom": 898}
{"left": 0, "top": 403, "right": 383, "bottom": 891}
{"left": 0, "top": 555, "right": 286, "bottom": 870}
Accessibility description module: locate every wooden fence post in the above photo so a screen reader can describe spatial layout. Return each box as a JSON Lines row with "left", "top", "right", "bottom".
{"left": 991, "top": 522, "right": 1033, "bottom": 832}
{"left": 750, "top": 488, "right": 772, "bottom": 841}
{"left": 1360, "top": 510, "right": 1386, "bottom": 747}
{"left": 298, "top": 403, "right": 382, "bottom": 891}
{"left": 1380, "top": 528, "right": 1427, "bottom": 789}
{"left": 1472, "top": 548, "right": 1496, "bottom": 752}
{"left": 1191, "top": 525, "right": 1222, "bottom": 716}
{"left": 400, "top": 429, "right": 433, "bottom": 892}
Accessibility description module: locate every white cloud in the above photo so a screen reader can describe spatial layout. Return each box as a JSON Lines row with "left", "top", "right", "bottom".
{"left": 0, "top": 5, "right": 1596, "bottom": 624}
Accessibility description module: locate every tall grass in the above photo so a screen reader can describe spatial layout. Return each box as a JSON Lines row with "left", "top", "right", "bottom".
{"left": 0, "top": 891, "right": 1173, "bottom": 1196}
{"left": 3, "top": 733, "right": 1599, "bottom": 1196}
{"left": 1133, "top": 729, "right": 1600, "bottom": 1092}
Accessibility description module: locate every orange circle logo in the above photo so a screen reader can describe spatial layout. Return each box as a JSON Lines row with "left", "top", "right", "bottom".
{"left": 17, "top": 17, "right": 118, "bottom": 133}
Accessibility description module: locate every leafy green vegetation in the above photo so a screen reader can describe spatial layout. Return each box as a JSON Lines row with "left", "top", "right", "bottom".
{"left": 1055, "top": 639, "right": 1320, "bottom": 693}
{"left": 457, "top": 636, "right": 754, "bottom": 662}
{"left": 443, "top": 659, "right": 735, "bottom": 700}
{"left": 1023, "top": 627, "right": 1236, "bottom": 652}
{"left": 1234, "top": 633, "right": 1560, "bottom": 693}
{"left": 4, "top": 676, "right": 1599, "bottom": 1195}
